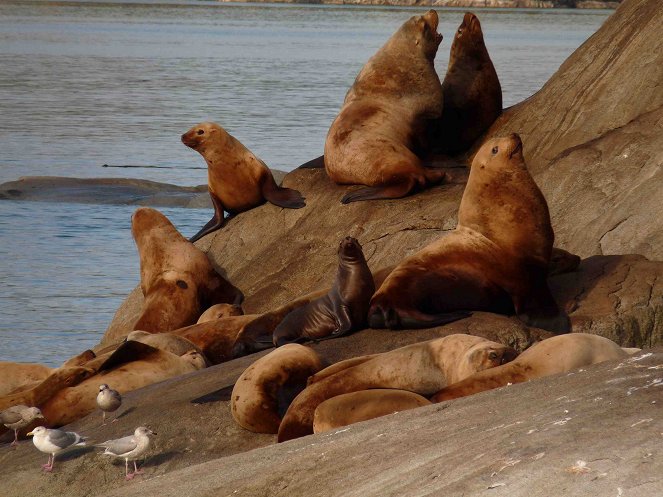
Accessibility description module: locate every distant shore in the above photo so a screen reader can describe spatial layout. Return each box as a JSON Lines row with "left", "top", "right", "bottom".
{"left": 219, "top": 0, "right": 621, "bottom": 9}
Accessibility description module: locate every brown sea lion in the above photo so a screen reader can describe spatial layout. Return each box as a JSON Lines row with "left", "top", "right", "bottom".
{"left": 125, "top": 331, "right": 207, "bottom": 361}
{"left": 313, "top": 389, "right": 431, "bottom": 434}
{"left": 197, "top": 303, "right": 244, "bottom": 324}
{"left": 272, "top": 237, "right": 375, "bottom": 346}
{"left": 181, "top": 122, "right": 305, "bottom": 242}
{"left": 324, "top": 10, "right": 448, "bottom": 204}
{"left": 0, "top": 362, "right": 52, "bottom": 397}
{"left": 431, "top": 334, "right": 638, "bottom": 403}
{"left": 131, "top": 207, "right": 243, "bottom": 333}
{"left": 433, "top": 12, "right": 502, "bottom": 154}
{"left": 369, "top": 134, "right": 569, "bottom": 333}
{"left": 278, "top": 334, "right": 517, "bottom": 442}
{"left": 40, "top": 341, "right": 206, "bottom": 427}
{"left": 231, "top": 344, "right": 323, "bottom": 434}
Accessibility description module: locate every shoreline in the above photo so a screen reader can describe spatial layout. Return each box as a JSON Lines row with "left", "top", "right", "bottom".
{"left": 217, "top": 0, "right": 621, "bottom": 9}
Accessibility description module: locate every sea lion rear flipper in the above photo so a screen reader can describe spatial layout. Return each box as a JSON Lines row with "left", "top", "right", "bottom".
{"left": 98, "top": 341, "right": 161, "bottom": 373}
{"left": 189, "top": 191, "right": 226, "bottom": 243}
{"left": 341, "top": 180, "right": 415, "bottom": 204}
{"left": 297, "top": 155, "right": 325, "bottom": 169}
{"left": 261, "top": 178, "right": 306, "bottom": 209}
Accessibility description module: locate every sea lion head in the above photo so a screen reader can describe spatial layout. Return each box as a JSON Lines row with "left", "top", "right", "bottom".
{"left": 401, "top": 10, "right": 443, "bottom": 59}
{"left": 131, "top": 207, "right": 174, "bottom": 244}
{"left": 338, "top": 236, "right": 364, "bottom": 262}
{"left": 456, "top": 342, "right": 519, "bottom": 382}
{"left": 181, "top": 350, "right": 209, "bottom": 370}
{"left": 181, "top": 122, "right": 224, "bottom": 153}
{"left": 472, "top": 133, "right": 525, "bottom": 173}
{"left": 451, "top": 12, "right": 485, "bottom": 58}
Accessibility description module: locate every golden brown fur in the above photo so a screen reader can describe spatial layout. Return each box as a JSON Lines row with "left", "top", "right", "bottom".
{"left": 197, "top": 303, "right": 244, "bottom": 324}
{"left": 324, "top": 10, "right": 447, "bottom": 203}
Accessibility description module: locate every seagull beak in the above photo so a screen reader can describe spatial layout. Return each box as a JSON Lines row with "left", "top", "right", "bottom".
{"left": 26, "top": 431, "right": 35, "bottom": 436}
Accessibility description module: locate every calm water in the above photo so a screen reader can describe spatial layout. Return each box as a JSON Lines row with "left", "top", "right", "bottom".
{"left": 0, "top": 0, "right": 611, "bottom": 366}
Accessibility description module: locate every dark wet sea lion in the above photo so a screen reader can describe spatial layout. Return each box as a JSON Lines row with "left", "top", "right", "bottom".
{"left": 369, "top": 134, "right": 569, "bottom": 333}
{"left": 278, "top": 334, "right": 518, "bottom": 442}
{"left": 182, "top": 122, "right": 305, "bottom": 242}
{"left": 324, "top": 10, "right": 448, "bottom": 203}
{"left": 131, "top": 207, "right": 243, "bottom": 333}
{"left": 272, "top": 237, "right": 375, "bottom": 346}
{"left": 431, "top": 334, "right": 636, "bottom": 403}
{"left": 433, "top": 12, "right": 502, "bottom": 154}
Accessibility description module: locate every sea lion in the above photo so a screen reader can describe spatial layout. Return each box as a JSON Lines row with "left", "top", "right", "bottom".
{"left": 197, "top": 303, "right": 244, "bottom": 324}
{"left": 231, "top": 344, "right": 323, "bottom": 434}
{"left": 0, "top": 362, "right": 52, "bottom": 397}
{"left": 126, "top": 330, "right": 207, "bottom": 360}
{"left": 181, "top": 122, "right": 306, "bottom": 242}
{"left": 40, "top": 341, "right": 206, "bottom": 427}
{"left": 432, "top": 12, "right": 502, "bottom": 154}
{"left": 313, "top": 389, "right": 431, "bottom": 434}
{"left": 131, "top": 207, "right": 243, "bottom": 333}
{"left": 278, "top": 334, "right": 517, "bottom": 442}
{"left": 272, "top": 237, "right": 375, "bottom": 346}
{"left": 369, "top": 134, "right": 569, "bottom": 332}
{"left": 431, "top": 334, "right": 639, "bottom": 403}
{"left": 324, "top": 10, "right": 448, "bottom": 204}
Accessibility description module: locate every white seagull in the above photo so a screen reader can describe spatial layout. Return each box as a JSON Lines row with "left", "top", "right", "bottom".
{"left": 1, "top": 405, "right": 44, "bottom": 447}
{"left": 96, "top": 426, "right": 156, "bottom": 480}
{"left": 96, "top": 384, "right": 122, "bottom": 425}
{"left": 27, "top": 426, "right": 86, "bottom": 472}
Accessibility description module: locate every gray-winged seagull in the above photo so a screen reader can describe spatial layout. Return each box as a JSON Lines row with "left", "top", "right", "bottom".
{"left": 27, "top": 426, "right": 86, "bottom": 472}
{"left": 96, "top": 426, "right": 156, "bottom": 480}
{"left": 1, "top": 405, "right": 44, "bottom": 447}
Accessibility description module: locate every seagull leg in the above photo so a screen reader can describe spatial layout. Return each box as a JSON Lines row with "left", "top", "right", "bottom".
{"left": 102, "top": 411, "right": 106, "bottom": 425}
{"left": 133, "top": 460, "right": 143, "bottom": 476}
{"left": 10, "top": 429, "right": 19, "bottom": 447}
{"left": 42, "top": 454, "right": 54, "bottom": 472}
{"left": 125, "top": 458, "right": 134, "bottom": 480}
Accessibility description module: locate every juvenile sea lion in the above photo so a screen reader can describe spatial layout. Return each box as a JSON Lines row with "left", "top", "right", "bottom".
{"left": 182, "top": 122, "right": 306, "bottom": 242}
{"left": 278, "top": 334, "right": 517, "bottom": 441}
{"left": 369, "top": 134, "right": 569, "bottom": 332}
{"left": 431, "top": 334, "right": 638, "bottom": 403}
{"left": 272, "top": 237, "right": 375, "bottom": 346}
{"left": 324, "top": 10, "right": 448, "bottom": 203}
{"left": 231, "top": 344, "right": 323, "bottom": 434}
{"left": 131, "top": 207, "right": 243, "bottom": 333}
{"left": 433, "top": 12, "right": 502, "bottom": 154}
{"left": 40, "top": 341, "right": 206, "bottom": 427}
{"left": 313, "top": 389, "right": 430, "bottom": 434}
{"left": 197, "top": 303, "right": 244, "bottom": 324}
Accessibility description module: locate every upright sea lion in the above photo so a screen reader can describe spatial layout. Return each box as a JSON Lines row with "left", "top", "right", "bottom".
{"left": 278, "top": 334, "right": 517, "bottom": 441}
{"left": 231, "top": 344, "right": 323, "bottom": 434}
{"left": 431, "top": 334, "right": 638, "bottom": 403}
{"left": 131, "top": 207, "right": 243, "bottom": 333}
{"left": 197, "top": 303, "right": 244, "bottom": 324}
{"left": 433, "top": 12, "right": 502, "bottom": 154}
{"left": 182, "top": 122, "right": 306, "bottom": 242}
{"left": 40, "top": 341, "right": 206, "bottom": 427}
{"left": 313, "top": 389, "right": 431, "bottom": 434}
{"left": 369, "top": 134, "right": 569, "bottom": 332}
{"left": 324, "top": 10, "right": 448, "bottom": 204}
{"left": 272, "top": 237, "right": 375, "bottom": 346}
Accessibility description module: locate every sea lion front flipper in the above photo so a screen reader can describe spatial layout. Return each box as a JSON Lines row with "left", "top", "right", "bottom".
{"left": 341, "top": 180, "right": 415, "bottom": 204}
{"left": 98, "top": 341, "right": 161, "bottom": 373}
{"left": 189, "top": 191, "right": 226, "bottom": 243}
{"left": 261, "top": 177, "right": 306, "bottom": 209}
{"left": 297, "top": 155, "right": 325, "bottom": 169}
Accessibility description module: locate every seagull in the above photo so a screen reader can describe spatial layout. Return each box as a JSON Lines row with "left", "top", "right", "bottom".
{"left": 1, "top": 405, "right": 44, "bottom": 447}
{"left": 27, "top": 426, "right": 86, "bottom": 472}
{"left": 96, "top": 384, "right": 122, "bottom": 424}
{"left": 96, "top": 426, "right": 156, "bottom": 480}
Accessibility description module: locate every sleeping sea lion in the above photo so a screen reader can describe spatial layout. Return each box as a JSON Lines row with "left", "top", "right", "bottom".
{"left": 369, "top": 134, "right": 569, "bottom": 332}
{"left": 324, "top": 10, "right": 448, "bottom": 203}
{"left": 182, "top": 122, "right": 305, "bottom": 242}
{"left": 278, "top": 334, "right": 517, "bottom": 441}
{"left": 431, "top": 334, "right": 639, "bottom": 403}
{"left": 272, "top": 237, "right": 375, "bottom": 346}
{"left": 131, "top": 207, "right": 243, "bottom": 333}
{"left": 197, "top": 303, "right": 244, "bottom": 324}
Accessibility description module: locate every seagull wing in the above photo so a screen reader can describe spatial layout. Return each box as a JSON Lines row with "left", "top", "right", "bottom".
{"left": 0, "top": 408, "right": 23, "bottom": 424}
{"left": 98, "top": 434, "right": 137, "bottom": 456}
{"left": 47, "top": 429, "right": 83, "bottom": 449}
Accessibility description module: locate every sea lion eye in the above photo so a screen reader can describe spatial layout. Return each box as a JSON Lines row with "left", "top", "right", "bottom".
{"left": 488, "top": 351, "right": 498, "bottom": 360}
{"left": 458, "top": 28, "right": 463, "bottom": 35}
{"left": 491, "top": 146, "right": 499, "bottom": 154}
{"left": 197, "top": 129, "right": 204, "bottom": 135}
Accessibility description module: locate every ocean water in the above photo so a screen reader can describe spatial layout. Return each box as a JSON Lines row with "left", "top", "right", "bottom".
{"left": 0, "top": 0, "right": 612, "bottom": 366}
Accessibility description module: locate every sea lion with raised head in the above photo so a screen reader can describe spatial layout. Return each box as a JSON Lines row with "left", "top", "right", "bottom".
{"left": 131, "top": 207, "right": 243, "bottom": 333}
{"left": 278, "top": 334, "right": 517, "bottom": 441}
{"left": 182, "top": 122, "right": 305, "bottom": 242}
{"left": 272, "top": 237, "right": 375, "bottom": 346}
{"left": 231, "top": 344, "right": 323, "bottom": 434}
{"left": 324, "top": 10, "right": 448, "bottom": 204}
{"left": 369, "top": 134, "right": 569, "bottom": 332}
{"left": 432, "top": 12, "right": 502, "bottom": 154}
{"left": 313, "top": 389, "right": 431, "bottom": 434}
{"left": 431, "top": 334, "right": 639, "bottom": 403}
